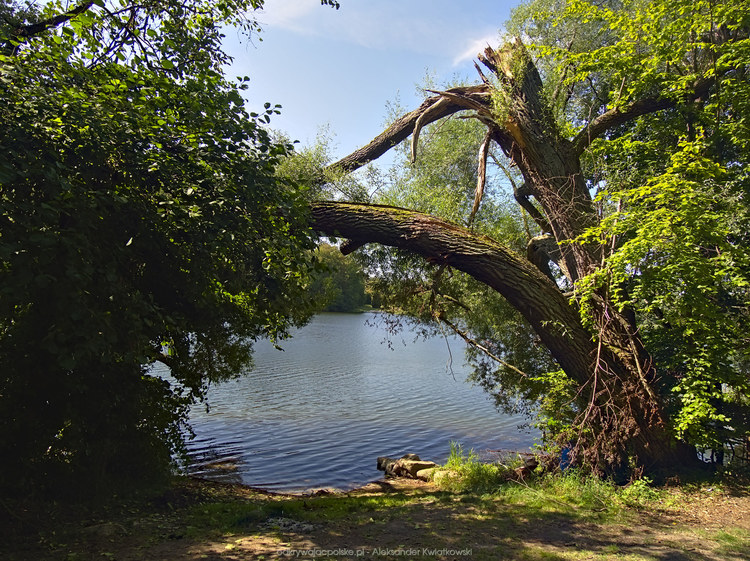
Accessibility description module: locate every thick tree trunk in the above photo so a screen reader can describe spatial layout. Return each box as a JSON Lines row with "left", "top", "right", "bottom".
{"left": 310, "top": 201, "right": 695, "bottom": 476}
{"left": 476, "top": 44, "right": 701, "bottom": 473}
{"left": 312, "top": 40, "right": 704, "bottom": 476}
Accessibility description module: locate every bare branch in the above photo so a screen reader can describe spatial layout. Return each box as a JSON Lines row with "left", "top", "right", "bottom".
{"left": 439, "top": 314, "right": 529, "bottom": 378}
{"left": 469, "top": 129, "right": 492, "bottom": 226}
{"left": 12, "top": 0, "right": 95, "bottom": 40}
{"left": 473, "top": 60, "right": 490, "bottom": 85}
{"left": 411, "top": 97, "right": 450, "bottom": 164}
{"left": 326, "top": 85, "right": 490, "bottom": 176}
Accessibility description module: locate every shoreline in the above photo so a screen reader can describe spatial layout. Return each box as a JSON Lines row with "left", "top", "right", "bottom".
{"left": 183, "top": 447, "right": 539, "bottom": 498}
{"left": 182, "top": 472, "right": 438, "bottom": 498}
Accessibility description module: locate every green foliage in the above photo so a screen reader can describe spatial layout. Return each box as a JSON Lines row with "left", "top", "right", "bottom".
{"left": 617, "top": 476, "right": 660, "bottom": 507}
{"left": 436, "top": 444, "right": 662, "bottom": 513}
{"left": 578, "top": 138, "right": 750, "bottom": 452}
{"left": 435, "top": 442, "right": 510, "bottom": 493}
{"left": 561, "top": 0, "right": 750, "bottom": 454}
{"left": 308, "top": 243, "right": 370, "bottom": 312}
{"left": 526, "top": 370, "right": 578, "bottom": 442}
{"left": 0, "top": 0, "right": 318, "bottom": 494}
{"left": 507, "top": 0, "right": 623, "bottom": 129}
{"left": 552, "top": 0, "right": 750, "bottom": 108}
{"left": 503, "top": 0, "right": 750, "bottom": 460}
{"left": 275, "top": 128, "right": 374, "bottom": 203}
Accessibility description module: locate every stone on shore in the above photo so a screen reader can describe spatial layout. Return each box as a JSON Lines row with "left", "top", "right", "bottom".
{"left": 394, "top": 459, "right": 439, "bottom": 478}
{"left": 376, "top": 454, "right": 438, "bottom": 481}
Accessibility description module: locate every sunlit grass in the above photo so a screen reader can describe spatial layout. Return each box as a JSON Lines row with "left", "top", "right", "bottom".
{"left": 428, "top": 441, "right": 677, "bottom": 521}
{"left": 432, "top": 441, "right": 515, "bottom": 493}
{"left": 712, "top": 528, "right": 750, "bottom": 555}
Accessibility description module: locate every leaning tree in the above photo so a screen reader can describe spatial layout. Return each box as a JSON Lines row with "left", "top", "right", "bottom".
{"left": 308, "top": 0, "right": 750, "bottom": 476}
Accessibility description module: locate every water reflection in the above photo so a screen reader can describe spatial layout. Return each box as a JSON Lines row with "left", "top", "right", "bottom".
{"left": 184, "top": 313, "right": 537, "bottom": 491}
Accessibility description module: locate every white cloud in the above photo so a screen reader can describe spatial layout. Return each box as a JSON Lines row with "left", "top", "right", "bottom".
{"left": 452, "top": 32, "right": 500, "bottom": 66}
{"left": 256, "top": 0, "right": 503, "bottom": 60}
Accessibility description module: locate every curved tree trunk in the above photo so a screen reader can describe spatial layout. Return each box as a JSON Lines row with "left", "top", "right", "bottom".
{"left": 310, "top": 201, "right": 695, "bottom": 475}
{"left": 311, "top": 201, "right": 596, "bottom": 383}
{"left": 313, "top": 40, "right": 707, "bottom": 476}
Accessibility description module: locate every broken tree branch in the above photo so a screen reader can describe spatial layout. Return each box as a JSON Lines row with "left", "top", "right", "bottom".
{"left": 326, "top": 85, "right": 491, "bottom": 176}
{"left": 469, "top": 129, "right": 492, "bottom": 226}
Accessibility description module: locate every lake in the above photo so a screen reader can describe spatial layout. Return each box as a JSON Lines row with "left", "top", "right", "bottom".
{"left": 184, "top": 312, "right": 537, "bottom": 491}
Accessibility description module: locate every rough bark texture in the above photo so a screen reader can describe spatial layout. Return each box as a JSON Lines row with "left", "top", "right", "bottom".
{"left": 312, "top": 40, "right": 704, "bottom": 475}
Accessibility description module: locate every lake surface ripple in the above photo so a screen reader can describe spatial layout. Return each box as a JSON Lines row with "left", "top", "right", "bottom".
{"left": 185, "top": 313, "right": 537, "bottom": 491}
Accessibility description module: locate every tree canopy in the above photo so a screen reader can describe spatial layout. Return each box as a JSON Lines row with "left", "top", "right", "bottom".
{"left": 0, "top": 0, "right": 338, "bottom": 494}
{"left": 308, "top": 243, "right": 370, "bottom": 313}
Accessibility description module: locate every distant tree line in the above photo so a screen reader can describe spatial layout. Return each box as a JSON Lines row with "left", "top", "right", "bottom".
{"left": 309, "top": 243, "right": 371, "bottom": 312}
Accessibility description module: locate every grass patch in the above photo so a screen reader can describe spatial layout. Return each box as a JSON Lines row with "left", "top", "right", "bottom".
{"left": 497, "top": 471, "right": 625, "bottom": 520}
{"left": 713, "top": 528, "right": 750, "bottom": 555}
{"left": 430, "top": 442, "right": 676, "bottom": 521}
{"left": 4, "top": 473, "right": 749, "bottom": 561}
{"left": 432, "top": 442, "right": 515, "bottom": 493}
{"left": 183, "top": 490, "right": 426, "bottom": 537}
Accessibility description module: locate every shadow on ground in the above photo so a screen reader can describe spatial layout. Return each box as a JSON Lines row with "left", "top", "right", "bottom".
{"left": 2, "top": 478, "right": 749, "bottom": 561}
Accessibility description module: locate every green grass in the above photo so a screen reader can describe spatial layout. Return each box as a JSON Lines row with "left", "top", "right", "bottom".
{"left": 713, "top": 528, "right": 750, "bottom": 555}
{"left": 430, "top": 442, "right": 672, "bottom": 520}
{"left": 182, "top": 444, "right": 702, "bottom": 545}
{"left": 433, "top": 441, "right": 515, "bottom": 493}
{"left": 183, "top": 491, "right": 424, "bottom": 537}
{"left": 6, "top": 469, "right": 748, "bottom": 561}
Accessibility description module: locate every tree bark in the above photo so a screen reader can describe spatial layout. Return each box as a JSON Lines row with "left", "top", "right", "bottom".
{"left": 312, "top": 40, "right": 703, "bottom": 476}
{"left": 310, "top": 201, "right": 694, "bottom": 475}
{"left": 328, "top": 85, "right": 491, "bottom": 175}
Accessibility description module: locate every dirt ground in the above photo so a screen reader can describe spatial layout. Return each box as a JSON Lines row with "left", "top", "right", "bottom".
{"left": 2, "top": 477, "right": 749, "bottom": 561}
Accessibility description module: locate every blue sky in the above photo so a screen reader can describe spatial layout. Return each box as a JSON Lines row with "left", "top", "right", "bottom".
{"left": 224, "top": 0, "right": 519, "bottom": 162}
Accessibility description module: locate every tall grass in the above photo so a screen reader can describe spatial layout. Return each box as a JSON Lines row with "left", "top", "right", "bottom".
{"left": 434, "top": 442, "right": 514, "bottom": 493}
{"left": 499, "top": 470, "right": 619, "bottom": 513}
{"left": 433, "top": 441, "right": 666, "bottom": 514}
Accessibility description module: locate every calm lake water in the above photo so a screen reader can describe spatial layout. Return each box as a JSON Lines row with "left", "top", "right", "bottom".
{"left": 184, "top": 313, "right": 537, "bottom": 492}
